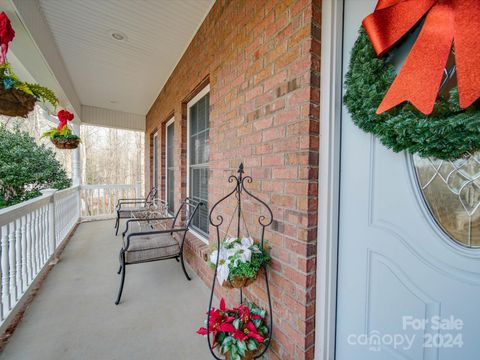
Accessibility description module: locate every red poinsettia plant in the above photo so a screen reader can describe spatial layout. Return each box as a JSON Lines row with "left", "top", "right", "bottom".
{"left": 42, "top": 110, "right": 80, "bottom": 149}
{"left": 197, "top": 298, "right": 269, "bottom": 360}
{"left": 57, "top": 109, "right": 74, "bottom": 130}
{"left": 0, "top": 11, "right": 15, "bottom": 64}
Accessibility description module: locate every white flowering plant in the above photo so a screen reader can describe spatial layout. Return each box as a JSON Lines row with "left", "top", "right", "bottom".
{"left": 209, "top": 237, "right": 270, "bottom": 287}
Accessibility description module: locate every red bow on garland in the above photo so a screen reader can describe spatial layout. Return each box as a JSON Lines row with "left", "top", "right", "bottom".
{"left": 363, "top": 0, "right": 480, "bottom": 115}
{"left": 57, "top": 110, "right": 74, "bottom": 130}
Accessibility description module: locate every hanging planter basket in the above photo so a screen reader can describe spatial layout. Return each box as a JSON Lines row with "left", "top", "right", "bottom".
{"left": 222, "top": 275, "right": 257, "bottom": 289}
{"left": 221, "top": 267, "right": 264, "bottom": 289}
{"left": 202, "top": 163, "right": 273, "bottom": 360}
{"left": 50, "top": 136, "right": 80, "bottom": 149}
{"left": 0, "top": 83, "right": 36, "bottom": 118}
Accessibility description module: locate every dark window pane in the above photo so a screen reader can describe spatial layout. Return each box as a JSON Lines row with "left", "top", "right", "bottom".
{"left": 189, "top": 106, "right": 197, "bottom": 135}
{"left": 189, "top": 92, "right": 209, "bottom": 235}
{"left": 166, "top": 123, "right": 174, "bottom": 214}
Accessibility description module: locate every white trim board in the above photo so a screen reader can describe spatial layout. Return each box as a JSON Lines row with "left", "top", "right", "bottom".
{"left": 152, "top": 131, "right": 159, "bottom": 190}
{"left": 81, "top": 105, "right": 146, "bottom": 132}
{"left": 315, "top": 0, "right": 344, "bottom": 359}
{"left": 165, "top": 118, "right": 175, "bottom": 215}
{"left": 186, "top": 84, "right": 210, "bottom": 244}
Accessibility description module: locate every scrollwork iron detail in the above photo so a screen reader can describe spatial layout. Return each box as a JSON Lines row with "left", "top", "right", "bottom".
{"left": 205, "top": 163, "right": 273, "bottom": 359}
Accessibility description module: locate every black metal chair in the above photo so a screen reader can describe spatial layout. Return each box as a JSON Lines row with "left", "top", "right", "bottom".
{"left": 115, "top": 198, "right": 203, "bottom": 305}
{"left": 114, "top": 187, "right": 159, "bottom": 235}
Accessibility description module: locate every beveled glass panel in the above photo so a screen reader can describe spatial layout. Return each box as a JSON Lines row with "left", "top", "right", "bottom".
{"left": 413, "top": 152, "right": 480, "bottom": 247}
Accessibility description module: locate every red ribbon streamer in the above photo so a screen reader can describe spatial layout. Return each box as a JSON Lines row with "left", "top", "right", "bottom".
{"left": 363, "top": 0, "right": 480, "bottom": 115}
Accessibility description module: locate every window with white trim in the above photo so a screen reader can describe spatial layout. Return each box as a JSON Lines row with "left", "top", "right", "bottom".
{"left": 188, "top": 88, "right": 209, "bottom": 237}
{"left": 152, "top": 132, "right": 159, "bottom": 190}
{"left": 165, "top": 120, "right": 175, "bottom": 214}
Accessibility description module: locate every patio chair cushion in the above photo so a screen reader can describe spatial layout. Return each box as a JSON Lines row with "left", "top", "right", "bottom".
{"left": 125, "top": 233, "right": 180, "bottom": 264}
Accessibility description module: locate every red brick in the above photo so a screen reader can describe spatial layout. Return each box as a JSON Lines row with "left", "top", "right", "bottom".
{"left": 263, "top": 126, "right": 286, "bottom": 142}
{"left": 262, "top": 154, "right": 284, "bottom": 167}
{"left": 272, "top": 167, "right": 297, "bottom": 180}
{"left": 145, "top": 1, "right": 321, "bottom": 359}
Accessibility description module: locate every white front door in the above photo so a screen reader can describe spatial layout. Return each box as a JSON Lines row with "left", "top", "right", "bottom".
{"left": 335, "top": 1, "right": 480, "bottom": 359}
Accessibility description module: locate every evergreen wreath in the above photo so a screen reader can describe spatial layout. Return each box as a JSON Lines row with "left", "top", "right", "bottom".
{"left": 344, "top": 28, "right": 480, "bottom": 160}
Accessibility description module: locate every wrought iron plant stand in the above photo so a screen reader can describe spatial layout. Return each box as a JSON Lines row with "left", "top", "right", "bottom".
{"left": 206, "top": 163, "right": 273, "bottom": 359}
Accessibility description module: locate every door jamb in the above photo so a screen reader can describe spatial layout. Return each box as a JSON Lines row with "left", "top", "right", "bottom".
{"left": 314, "top": 0, "right": 344, "bottom": 359}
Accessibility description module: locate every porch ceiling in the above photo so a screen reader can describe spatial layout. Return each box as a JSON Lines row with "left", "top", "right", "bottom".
{"left": 37, "top": 0, "right": 214, "bottom": 116}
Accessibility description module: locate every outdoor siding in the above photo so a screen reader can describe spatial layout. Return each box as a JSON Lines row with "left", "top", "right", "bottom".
{"left": 145, "top": 0, "right": 321, "bottom": 359}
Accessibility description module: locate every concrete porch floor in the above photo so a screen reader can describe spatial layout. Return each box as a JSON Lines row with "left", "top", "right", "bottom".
{"left": 0, "top": 220, "right": 212, "bottom": 360}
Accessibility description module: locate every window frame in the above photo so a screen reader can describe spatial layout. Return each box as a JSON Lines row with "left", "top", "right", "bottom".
{"left": 152, "top": 131, "right": 159, "bottom": 190}
{"left": 186, "top": 84, "right": 210, "bottom": 243}
{"left": 165, "top": 118, "right": 175, "bottom": 215}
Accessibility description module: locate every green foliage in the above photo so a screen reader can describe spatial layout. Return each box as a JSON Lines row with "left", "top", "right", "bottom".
{"left": 218, "top": 302, "right": 269, "bottom": 359}
{"left": 41, "top": 125, "right": 79, "bottom": 140}
{"left": 0, "top": 62, "right": 58, "bottom": 108}
{"left": 0, "top": 126, "right": 71, "bottom": 208}
{"left": 24, "top": 83, "right": 58, "bottom": 108}
{"left": 228, "top": 250, "right": 270, "bottom": 280}
{"left": 344, "top": 28, "right": 480, "bottom": 160}
{"left": 208, "top": 237, "right": 271, "bottom": 281}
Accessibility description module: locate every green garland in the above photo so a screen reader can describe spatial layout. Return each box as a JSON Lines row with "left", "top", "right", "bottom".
{"left": 344, "top": 28, "right": 480, "bottom": 160}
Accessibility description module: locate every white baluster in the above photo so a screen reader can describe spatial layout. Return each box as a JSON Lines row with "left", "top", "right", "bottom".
{"left": 41, "top": 206, "right": 46, "bottom": 264}
{"left": 96, "top": 189, "right": 100, "bottom": 216}
{"left": 90, "top": 189, "right": 94, "bottom": 216}
{"left": 15, "top": 218, "right": 21, "bottom": 301}
{"left": 56, "top": 201, "right": 61, "bottom": 243}
{"left": 21, "top": 216, "right": 27, "bottom": 294}
{"left": 27, "top": 212, "right": 33, "bottom": 284}
{"left": 37, "top": 208, "right": 42, "bottom": 266}
{"left": 44, "top": 204, "right": 50, "bottom": 259}
{"left": 43, "top": 205, "right": 48, "bottom": 259}
{"left": 33, "top": 209, "right": 39, "bottom": 275}
{"left": 0, "top": 225, "right": 6, "bottom": 320}
{"left": 59, "top": 198, "right": 65, "bottom": 241}
{"left": 2, "top": 223, "right": 11, "bottom": 312}
{"left": 38, "top": 207, "right": 44, "bottom": 265}
{"left": 8, "top": 221, "right": 17, "bottom": 306}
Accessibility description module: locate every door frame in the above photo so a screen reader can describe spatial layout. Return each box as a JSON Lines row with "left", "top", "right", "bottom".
{"left": 315, "top": 0, "right": 344, "bottom": 359}
{"left": 165, "top": 117, "right": 175, "bottom": 215}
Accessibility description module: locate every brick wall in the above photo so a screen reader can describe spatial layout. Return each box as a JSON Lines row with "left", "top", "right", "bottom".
{"left": 146, "top": 0, "right": 321, "bottom": 358}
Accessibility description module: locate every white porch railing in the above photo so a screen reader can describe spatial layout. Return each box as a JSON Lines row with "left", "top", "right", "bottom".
{"left": 0, "top": 183, "right": 142, "bottom": 326}
{"left": 80, "top": 183, "right": 142, "bottom": 219}
{"left": 0, "top": 186, "right": 81, "bottom": 325}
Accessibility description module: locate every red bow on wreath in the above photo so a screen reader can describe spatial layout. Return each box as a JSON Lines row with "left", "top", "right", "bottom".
{"left": 363, "top": 0, "right": 480, "bottom": 115}
{"left": 57, "top": 110, "right": 74, "bottom": 130}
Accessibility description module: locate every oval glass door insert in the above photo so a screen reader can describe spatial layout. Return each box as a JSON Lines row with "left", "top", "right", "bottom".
{"left": 413, "top": 152, "right": 480, "bottom": 248}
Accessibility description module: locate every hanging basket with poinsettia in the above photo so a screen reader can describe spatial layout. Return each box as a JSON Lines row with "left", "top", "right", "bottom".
{"left": 208, "top": 237, "right": 270, "bottom": 289}
{"left": 42, "top": 110, "right": 80, "bottom": 149}
{"left": 197, "top": 298, "right": 269, "bottom": 360}
{"left": 0, "top": 12, "right": 58, "bottom": 117}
